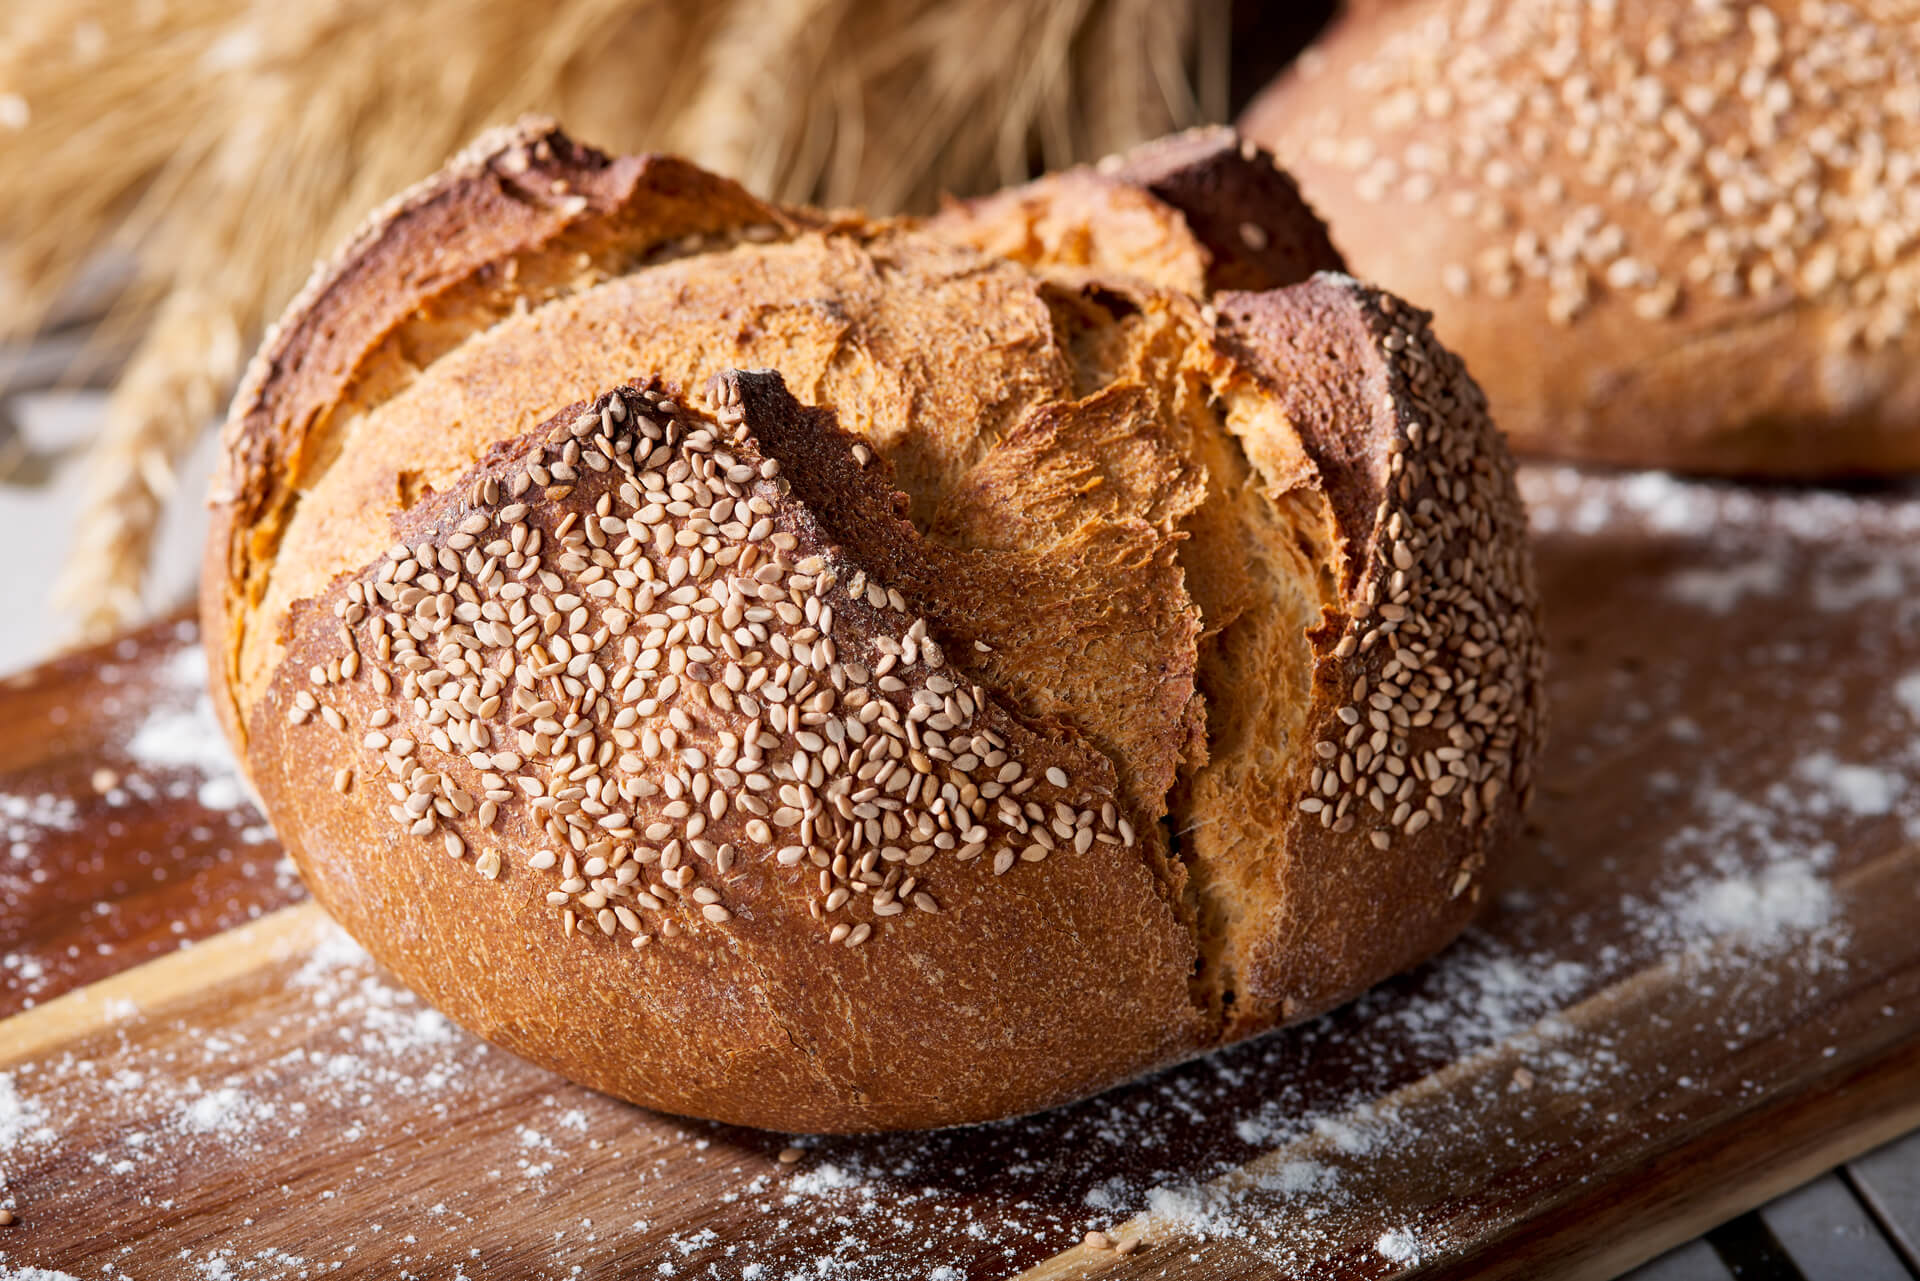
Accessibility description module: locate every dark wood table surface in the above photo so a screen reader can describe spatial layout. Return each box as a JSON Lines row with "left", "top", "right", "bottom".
{"left": 0, "top": 458, "right": 1916, "bottom": 1280}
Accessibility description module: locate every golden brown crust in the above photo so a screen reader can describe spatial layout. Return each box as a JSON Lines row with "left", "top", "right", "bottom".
{"left": 250, "top": 374, "right": 1203, "bottom": 1131}
{"left": 204, "top": 120, "right": 1543, "bottom": 1131}
{"left": 1197, "top": 277, "right": 1542, "bottom": 1033}
{"left": 203, "top": 118, "right": 801, "bottom": 756}
{"left": 1100, "top": 127, "right": 1350, "bottom": 292}
{"left": 926, "top": 125, "right": 1346, "bottom": 297}
{"left": 1241, "top": 0, "right": 1920, "bottom": 476}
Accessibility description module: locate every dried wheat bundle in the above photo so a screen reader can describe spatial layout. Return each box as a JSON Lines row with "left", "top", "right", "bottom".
{"left": 0, "top": 0, "right": 1223, "bottom": 640}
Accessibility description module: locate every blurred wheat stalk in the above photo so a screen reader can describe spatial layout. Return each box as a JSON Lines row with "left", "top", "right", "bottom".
{"left": 0, "top": 0, "right": 1225, "bottom": 641}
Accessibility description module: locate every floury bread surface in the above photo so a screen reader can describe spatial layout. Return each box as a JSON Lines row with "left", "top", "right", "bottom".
{"left": 202, "top": 119, "right": 1544, "bottom": 1131}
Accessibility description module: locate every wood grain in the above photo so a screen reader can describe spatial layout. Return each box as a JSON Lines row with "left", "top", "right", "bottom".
{"left": 1, "top": 466, "right": 1918, "bottom": 1280}
{"left": 0, "top": 618, "right": 303, "bottom": 1019}
{"left": 0, "top": 902, "right": 330, "bottom": 1069}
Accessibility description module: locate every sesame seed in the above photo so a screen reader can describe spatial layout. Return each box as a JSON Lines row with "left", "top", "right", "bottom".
{"left": 314, "top": 378, "right": 1135, "bottom": 952}
{"left": 1275, "top": 0, "right": 1920, "bottom": 345}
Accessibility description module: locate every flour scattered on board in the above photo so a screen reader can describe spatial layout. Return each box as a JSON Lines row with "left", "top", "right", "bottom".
{"left": 1, "top": 471, "right": 1912, "bottom": 1278}
{"left": 0, "top": 794, "right": 76, "bottom": 859}
{"left": 127, "top": 650, "right": 226, "bottom": 770}
{"left": 1795, "top": 753, "right": 1899, "bottom": 818}
{"left": 0, "top": 1073, "right": 55, "bottom": 1153}
{"left": 124, "top": 645, "right": 246, "bottom": 806}
{"left": 1, "top": 631, "right": 281, "bottom": 1013}
{"left": 2, "top": 920, "right": 477, "bottom": 1192}
{"left": 0, "top": 1262, "right": 86, "bottom": 1281}
{"left": 125, "top": 703, "right": 235, "bottom": 783}
{"left": 783, "top": 1163, "right": 862, "bottom": 1196}
{"left": 1376, "top": 1228, "right": 1423, "bottom": 1265}
{"left": 178, "top": 1086, "right": 278, "bottom": 1137}
{"left": 1670, "top": 860, "right": 1835, "bottom": 946}
{"left": 1663, "top": 557, "right": 1786, "bottom": 614}
{"left": 1812, "top": 558, "right": 1906, "bottom": 612}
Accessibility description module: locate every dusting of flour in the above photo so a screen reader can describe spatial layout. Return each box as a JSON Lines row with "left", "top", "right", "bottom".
{"left": 1376, "top": 1229, "right": 1424, "bottom": 1265}
{"left": 123, "top": 645, "right": 246, "bottom": 805}
{"left": 0, "top": 472, "right": 1910, "bottom": 1278}
{"left": 1670, "top": 860, "right": 1834, "bottom": 943}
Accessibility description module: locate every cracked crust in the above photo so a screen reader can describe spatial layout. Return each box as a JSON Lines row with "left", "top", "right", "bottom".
{"left": 204, "top": 119, "right": 1543, "bottom": 1131}
{"left": 203, "top": 117, "right": 806, "bottom": 753}
{"left": 252, "top": 372, "right": 1204, "bottom": 1130}
{"left": 1195, "top": 277, "right": 1543, "bottom": 1035}
{"left": 925, "top": 125, "right": 1345, "bottom": 296}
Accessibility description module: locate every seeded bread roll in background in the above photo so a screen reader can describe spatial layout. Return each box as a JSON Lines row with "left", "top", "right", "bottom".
{"left": 202, "top": 118, "right": 1544, "bottom": 1132}
{"left": 1242, "top": 0, "right": 1920, "bottom": 476}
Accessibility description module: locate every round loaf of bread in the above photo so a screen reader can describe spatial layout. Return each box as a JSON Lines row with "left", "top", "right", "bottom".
{"left": 1243, "top": 0, "right": 1920, "bottom": 475}
{"left": 201, "top": 119, "right": 1544, "bottom": 1132}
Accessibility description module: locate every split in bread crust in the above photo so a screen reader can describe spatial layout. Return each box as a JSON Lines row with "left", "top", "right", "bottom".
{"left": 204, "top": 119, "right": 1543, "bottom": 1131}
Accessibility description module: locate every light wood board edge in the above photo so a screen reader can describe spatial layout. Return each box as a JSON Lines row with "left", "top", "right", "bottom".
{"left": 1017, "top": 1031, "right": 1920, "bottom": 1281}
{"left": 1546, "top": 1092, "right": 1920, "bottom": 1281}
{"left": 3, "top": 878, "right": 1913, "bottom": 1281}
{"left": 1014, "top": 844, "right": 1920, "bottom": 1279}
{"left": 0, "top": 901, "right": 332, "bottom": 1069}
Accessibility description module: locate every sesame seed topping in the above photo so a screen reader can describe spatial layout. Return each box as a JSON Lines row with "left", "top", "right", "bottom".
{"left": 286, "top": 376, "right": 1137, "bottom": 949}
{"left": 1281, "top": 0, "right": 1920, "bottom": 345}
{"left": 1287, "top": 284, "right": 1542, "bottom": 865}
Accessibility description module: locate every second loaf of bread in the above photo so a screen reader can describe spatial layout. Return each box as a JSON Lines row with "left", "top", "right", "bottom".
{"left": 1243, "top": 0, "right": 1920, "bottom": 475}
{"left": 201, "top": 120, "right": 1544, "bottom": 1132}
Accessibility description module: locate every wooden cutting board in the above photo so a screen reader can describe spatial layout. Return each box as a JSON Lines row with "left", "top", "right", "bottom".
{"left": 1, "top": 465, "right": 1918, "bottom": 1281}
